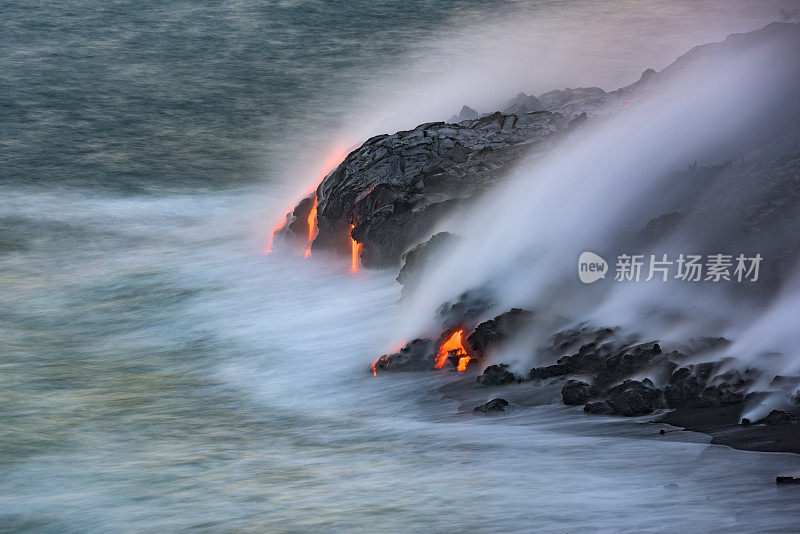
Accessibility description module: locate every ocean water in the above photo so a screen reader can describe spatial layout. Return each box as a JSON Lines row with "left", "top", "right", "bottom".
{"left": 3, "top": 1, "right": 800, "bottom": 532}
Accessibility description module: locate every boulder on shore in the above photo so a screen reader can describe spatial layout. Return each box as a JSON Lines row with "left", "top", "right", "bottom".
{"left": 372, "top": 339, "right": 435, "bottom": 373}
{"left": 474, "top": 398, "right": 510, "bottom": 414}
{"left": 310, "top": 111, "right": 564, "bottom": 267}
{"left": 561, "top": 379, "right": 597, "bottom": 406}
{"left": 477, "top": 364, "right": 522, "bottom": 386}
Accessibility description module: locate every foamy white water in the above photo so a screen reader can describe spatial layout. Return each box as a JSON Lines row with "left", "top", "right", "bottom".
{"left": 2, "top": 189, "right": 799, "bottom": 531}
{"left": 4, "top": 1, "right": 800, "bottom": 531}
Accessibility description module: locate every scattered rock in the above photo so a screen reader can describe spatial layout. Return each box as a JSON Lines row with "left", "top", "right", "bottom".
{"left": 477, "top": 364, "right": 522, "bottom": 386}
{"left": 436, "top": 291, "right": 494, "bottom": 332}
{"left": 474, "top": 398, "right": 510, "bottom": 414}
{"left": 467, "top": 308, "right": 533, "bottom": 355}
{"left": 371, "top": 339, "right": 435, "bottom": 372}
{"left": 530, "top": 339, "right": 668, "bottom": 387}
{"left": 776, "top": 476, "right": 800, "bottom": 485}
{"left": 561, "top": 379, "right": 597, "bottom": 405}
{"left": 760, "top": 410, "right": 800, "bottom": 426}
{"left": 606, "top": 380, "right": 665, "bottom": 417}
{"left": 529, "top": 364, "right": 571, "bottom": 380}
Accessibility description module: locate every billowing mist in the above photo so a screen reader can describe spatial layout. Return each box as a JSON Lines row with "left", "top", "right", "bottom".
{"left": 381, "top": 20, "right": 800, "bottom": 416}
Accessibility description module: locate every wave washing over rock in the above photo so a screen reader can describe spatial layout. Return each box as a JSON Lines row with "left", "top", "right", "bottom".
{"left": 273, "top": 22, "right": 800, "bottom": 455}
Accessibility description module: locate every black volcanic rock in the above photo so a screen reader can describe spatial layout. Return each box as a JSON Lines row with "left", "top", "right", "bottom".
{"left": 474, "top": 398, "right": 510, "bottom": 414}
{"left": 436, "top": 291, "right": 494, "bottom": 333}
{"left": 371, "top": 338, "right": 435, "bottom": 373}
{"left": 529, "top": 339, "right": 669, "bottom": 387}
{"left": 760, "top": 410, "right": 800, "bottom": 426}
{"left": 467, "top": 308, "right": 533, "bottom": 355}
{"left": 605, "top": 380, "right": 665, "bottom": 416}
{"left": 310, "top": 111, "right": 564, "bottom": 267}
{"left": 542, "top": 325, "right": 618, "bottom": 359}
{"left": 561, "top": 380, "right": 597, "bottom": 405}
{"left": 661, "top": 361, "right": 751, "bottom": 409}
{"left": 528, "top": 364, "right": 571, "bottom": 380}
{"left": 477, "top": 364, "right": 521, "bottom": 386}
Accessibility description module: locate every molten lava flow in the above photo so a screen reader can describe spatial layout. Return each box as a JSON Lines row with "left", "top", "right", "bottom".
{"left": 307, "top": 197, "right": 318, "bottom": 242}
{"left": 264, "top": 218, "right": 287, "bottom": 255}
{"left": 265, "top": 144, "right": 348, "bottom": 256}
{"left": 435, "top": 329, "right": 468, "bottom": 369}
{"left": 304, "top": 196, "right": 318, "bottom": 258}
{"left": 350, "top": 224, "right": 362, "bottom": 272}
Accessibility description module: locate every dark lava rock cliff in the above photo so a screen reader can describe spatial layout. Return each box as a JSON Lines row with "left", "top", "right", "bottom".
{"left": 311, "top": 111, "right": 564, "bottom": 267}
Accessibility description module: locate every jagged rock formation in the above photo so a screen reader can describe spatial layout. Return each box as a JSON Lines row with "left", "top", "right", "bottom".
{"left": 474, "top": 398, "right": 509, "bottom": 413}
{"left": 466, "top": 308, "right": 532, "bottom": 355}
{"left": 275, "top": 23, "right": 800, "bottom": 274}
{"left": 311, "top": 111, "right": 564, "bottom": 267}
{"left": 477, "top": 364, "right": 522, "bottom": 386}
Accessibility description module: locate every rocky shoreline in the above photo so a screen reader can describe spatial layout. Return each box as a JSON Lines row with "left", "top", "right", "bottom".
{"left": 276, "top": 23, "right": 800, "bottom": 457}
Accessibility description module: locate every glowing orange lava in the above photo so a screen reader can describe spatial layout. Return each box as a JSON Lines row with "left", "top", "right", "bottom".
{"left": 370, "top": 357, "right": 384, "bottom": 376}
{"left": 264, "top": 218, "right": 287, "bottom": 255}
{"left": 307, "top": 197, "right": 318, "bottom": 242}
{"left": 265, "top": 144, "right": 348, "bottom": 256}
{"left": 304, "top": 196, "right": 318, "bottom": 259}
{"left": 435, "top": 329, "right": 467, "bottom": 369}
{"left": 350, "top": 224, "right": 362, "bottom": 272}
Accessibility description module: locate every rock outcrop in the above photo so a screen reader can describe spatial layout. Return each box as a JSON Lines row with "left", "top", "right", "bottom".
{"left": 309, "top": 111, "right": 564, "bottom": 267}
{"left": 466, "top": 308, "right": 533, "bottom": 356}
{"left": 474, "top": 398, "right": 510, "bottom": 413}
{"left": 372, "top": 338, "right": 435, "bottom": 372}
{"left": 477, "top": 364, "right": 522, "bottom": 386}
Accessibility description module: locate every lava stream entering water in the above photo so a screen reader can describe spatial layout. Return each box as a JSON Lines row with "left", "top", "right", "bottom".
{"left": 350, "top": 224, "right": 362, "bottom": 272}
{"left": 435, "top": 329, "right": 470, "bottom": 370}
{"left": 264, "top": 216, "right": 287, "bottom": 254}
{"left": 304, "top": 196, "right": 318, "bottom": 258}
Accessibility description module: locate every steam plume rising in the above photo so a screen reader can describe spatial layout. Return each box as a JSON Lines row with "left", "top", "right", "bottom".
{"left": 397, "top": 24, "right": 800, "bottom": 385}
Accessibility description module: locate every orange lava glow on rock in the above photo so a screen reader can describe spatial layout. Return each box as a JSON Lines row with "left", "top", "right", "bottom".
{"left": 370, "top": 357, "right": 384, "bottom": 376}
{"left": 304, "top": 196, "right": 318, "bottom": 259}
{"left": 307, "top": 197, "right": 318, "bottom": 242}
{"left": 350, "top": 224, "right": 361, "bottom": 272}
{"left": 265, "top": 145, "right": 349, "bottom": 256}
{"left": 435, "top": 329, "right": 468, "bottom": 369}
{"left": 264, "top": 219, "right": 286, "bottom": 255}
